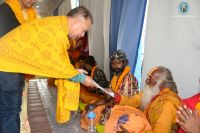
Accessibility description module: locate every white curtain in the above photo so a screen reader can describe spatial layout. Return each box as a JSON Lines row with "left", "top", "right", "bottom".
{"left": 142, "top": 0, "right": 200, "bottom": 98}
{"left": 58, "top": 0, "right": 72, "bottom": 15}
{"left": 80, "top": 0, "right": 111, "bottom": 79}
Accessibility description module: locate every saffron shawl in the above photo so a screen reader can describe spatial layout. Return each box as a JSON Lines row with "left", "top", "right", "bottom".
{"left": 5, "top": 0, "right": 37, "bottom": 24}
{"left": 0, "top": 16, "right": 80, "bottom": 123}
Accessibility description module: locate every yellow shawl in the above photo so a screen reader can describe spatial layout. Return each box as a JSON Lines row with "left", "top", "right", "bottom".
{"left": 0, "top": 16, "right": 80, "bottom": 123}
{"left": 195, "top": 97, "right": 200, "bottom": 116}
{"left": 5, "top": 0, "right": 37, "bottom": 23}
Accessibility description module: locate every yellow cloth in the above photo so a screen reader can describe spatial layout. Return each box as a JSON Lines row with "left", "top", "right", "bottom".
{"left": 195, "top": 98, "right": 200, "bottom": 116}
{"left": 5, "top": 0, "right": 37, "bottom": 24}
{"left": 96, "top": 123, "right": 105, "bottom": 133}
{"left": 0, "top": 16, "right": 79, "bottom": 78}
{"left": 120, "top": 88, "right": 181, "bottom": 133}
{"left": 55, "top": 79, "right": 80, "bottom": 123}
{"left": 79, "top": 100, "right": 87, "bottom": 111}
{"left": 5, "top": 0, "right": 37, "bottom": 81}
{"left": 0, "top": 16, "right": 80, "bottom": 123}
{"left": 120, "top": 92, "right": 142, "bottom": 108}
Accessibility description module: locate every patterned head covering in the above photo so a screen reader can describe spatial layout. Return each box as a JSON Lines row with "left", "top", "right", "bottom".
{"left": 110, "top": 50, "right": 128, "bottom": 62}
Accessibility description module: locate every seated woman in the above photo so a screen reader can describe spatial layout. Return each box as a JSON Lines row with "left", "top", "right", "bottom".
{"left": 80, "top": 50, "right": 139, "bottom": 131}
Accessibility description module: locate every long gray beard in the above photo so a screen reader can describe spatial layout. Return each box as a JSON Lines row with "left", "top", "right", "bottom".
{"left": 140, "top": 84, "right": 160, "bottom": 110}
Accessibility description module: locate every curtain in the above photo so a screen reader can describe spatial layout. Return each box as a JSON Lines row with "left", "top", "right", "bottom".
{"left": 80, "top": 0, "right": 111, "bottom": 79}
{"left": 109, "top": 0, "right": 124, "bottom": 57}
{"left": 142, "top": 0, "right": 200, "bottom": 98}
{"left": 110, "top": 0, "right": 147, "bottom": 74}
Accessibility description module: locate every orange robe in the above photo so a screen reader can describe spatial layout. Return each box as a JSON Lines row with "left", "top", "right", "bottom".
{"left": 105, "top": 105, "right": 151, "bottom": 133}
{"left": 80, "top": 66, "right": 102, "bottom": 104}
{"left": 119, "top": 88, "right": 181, "bottom": 133}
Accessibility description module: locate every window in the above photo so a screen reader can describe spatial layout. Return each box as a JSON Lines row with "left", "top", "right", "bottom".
{"left": 71, "top": 0, "right": 79, "bottom": 9}
{"left": 134, "top": 0, "right": 149, "bottom": 88}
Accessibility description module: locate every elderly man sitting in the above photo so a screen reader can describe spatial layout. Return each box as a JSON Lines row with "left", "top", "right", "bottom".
{"left": 112, "top": 66, "right": 181, "bottom": 133}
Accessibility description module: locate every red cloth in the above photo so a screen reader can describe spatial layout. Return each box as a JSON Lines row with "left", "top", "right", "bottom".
{"left": 114, "top": 93, "right": 121, "bottom": 103}
{"left": 183, "top": 93, "right": 200, "bottom": 110}
{"left": 178, "top": 93, "right": 200, "bottom": 133}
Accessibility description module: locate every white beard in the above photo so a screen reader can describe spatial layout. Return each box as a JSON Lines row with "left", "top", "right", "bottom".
{"left": 140, "top": 84, "right": 160, "bottom": 110}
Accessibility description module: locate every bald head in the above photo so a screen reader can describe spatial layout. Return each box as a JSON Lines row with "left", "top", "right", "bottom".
{"left": 67, "top": 6, "right": 93, "bottom": 24}
{"left": 67, "top": 6, "right": 93, "bottom": 39}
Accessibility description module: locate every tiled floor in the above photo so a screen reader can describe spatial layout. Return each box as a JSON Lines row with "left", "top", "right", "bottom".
{"left": 28, "top": 79, "right": 86, "bottom": 133}
{"left": 28, "top": 80, "right": 52, "bottom": 133}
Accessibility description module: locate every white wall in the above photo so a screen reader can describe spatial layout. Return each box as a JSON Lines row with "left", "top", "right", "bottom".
{"left": 0, "top": 0, "right": 4, "bottom": 4}
{"left": 142, "top": 0, "right": 200, "bottom": 98}
{"left": 80, "top": 0, "right": 111, "bottom": 79}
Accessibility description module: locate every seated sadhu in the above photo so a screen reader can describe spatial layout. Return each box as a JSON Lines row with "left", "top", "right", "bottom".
{"left": 112, "top": 66, "right": 181, "bottom": 133}
{"left": 80, "top": 50, "right": 139, "bottom": 131}
{"left": 80, "top": 55, "right": 109, "bottom": 104}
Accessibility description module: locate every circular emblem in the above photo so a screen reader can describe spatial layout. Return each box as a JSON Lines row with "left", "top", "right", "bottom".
{"left": 178, "top": 2, "right": 190, "bottom": 15}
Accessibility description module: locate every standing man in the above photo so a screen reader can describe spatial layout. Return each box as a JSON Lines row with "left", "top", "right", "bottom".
{"left": 0, "top": 6, "right": 96, "bottom": 126}
{"left": 0, "top": 0, "right": 37, "bottom": 133}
